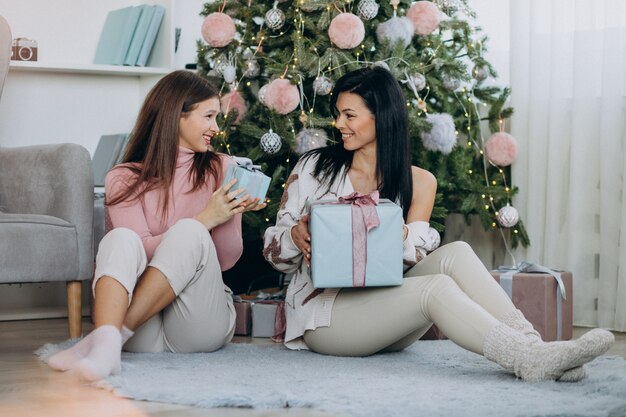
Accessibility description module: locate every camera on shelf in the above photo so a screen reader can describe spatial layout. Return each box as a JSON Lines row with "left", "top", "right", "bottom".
{"left": 11, "top": 38, "right": 38, "bottom": 62}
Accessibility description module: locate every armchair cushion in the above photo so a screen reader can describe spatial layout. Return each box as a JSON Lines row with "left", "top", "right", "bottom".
{"left": 0, "top": 143, "right": 94, "bottom": 284}
{"left": 0, "top": 213, "right": 78, "bottom": 282}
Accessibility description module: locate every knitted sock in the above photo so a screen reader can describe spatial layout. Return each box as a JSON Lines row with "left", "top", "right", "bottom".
{"left": 483, "top": 323, "right": 614, "bottom": 382}
{"left": 499, "top": 309, "right": 587, "bottom": 382}
{"left": 73, "top": 325, "right": 122, "bottom": 382}
{"left": 48, "top": 331, "right": 95, "bottom": 372}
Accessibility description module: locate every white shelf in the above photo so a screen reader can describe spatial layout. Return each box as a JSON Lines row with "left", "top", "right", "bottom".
{"left": 9, "top": 60, "right": 172, "bottom": 77}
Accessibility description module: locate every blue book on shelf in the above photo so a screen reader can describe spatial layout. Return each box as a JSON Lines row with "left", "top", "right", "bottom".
{"left": 124, "top": 5, "right": 156, "bottom": 66}
{"left": 136, "top": 5, "right": 165, "bottom": 67}
{"left": 94, "top": 6, "right": 143, "bottom": 65}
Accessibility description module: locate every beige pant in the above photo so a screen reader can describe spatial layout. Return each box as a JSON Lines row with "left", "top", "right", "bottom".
{"left": 303, "top": 241, "right": 515, "bottom": 356}
{"left": 94, "top": 219, "right": 236, "bottom": 353}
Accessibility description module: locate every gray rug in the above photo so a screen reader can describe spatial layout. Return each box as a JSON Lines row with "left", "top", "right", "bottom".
{"left": 36, "top": 340, "right": 626, "bottom": 417}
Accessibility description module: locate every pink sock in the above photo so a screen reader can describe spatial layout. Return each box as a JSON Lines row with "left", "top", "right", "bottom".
{"left": 73, "top": 325, "right": 122, "bottom": 382}
{"left": 48, "top": 332, "right": 95, "bottom": 372}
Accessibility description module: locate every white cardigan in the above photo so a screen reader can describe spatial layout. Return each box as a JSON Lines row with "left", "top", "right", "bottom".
{"left": 262, "top": 155, "right": 439, "bottom": 350}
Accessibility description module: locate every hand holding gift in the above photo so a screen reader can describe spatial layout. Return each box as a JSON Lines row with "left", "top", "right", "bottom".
{"left": 290, "top": 215, "right": 311, "bottom": 267}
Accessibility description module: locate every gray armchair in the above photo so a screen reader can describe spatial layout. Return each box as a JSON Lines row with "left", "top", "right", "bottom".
{"left": 0, "top": 144, "right": 94, "bottom": 337}
{"left": 0, "top": 16, "right": 94, "bottom": 338}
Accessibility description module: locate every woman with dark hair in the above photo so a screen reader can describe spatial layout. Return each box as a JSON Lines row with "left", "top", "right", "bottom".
{"left": 263, "top": 66, "right": 613, "bottom": 381}
{"left": 48, "top": 70, "right": 265, "bottom": 381}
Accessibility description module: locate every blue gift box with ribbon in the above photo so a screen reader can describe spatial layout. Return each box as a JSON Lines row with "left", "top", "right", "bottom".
{"left": 309, "top": 192, "right": 403, "bottom": 288}
{"left": 223, "top": 156, "right": 271, "bottom": 202}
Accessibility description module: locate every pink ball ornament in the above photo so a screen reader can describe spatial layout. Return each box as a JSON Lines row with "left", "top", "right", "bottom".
{"left": 484, "top": 131, "right": 518, "bottom": 167}
{"left": 264, "top": 79, "right": 300, "bottom": 115}
{"left": 221, "top": 91, "right": 247, "bottom": 125}
{"left": 407, "top": 1, "right": 441, "bottom": 36}
{"left": 328, "top": 13, "right": 365, "bottom": 49}
{"left": 202, "top": 13, "right": 236, "bottom": 48}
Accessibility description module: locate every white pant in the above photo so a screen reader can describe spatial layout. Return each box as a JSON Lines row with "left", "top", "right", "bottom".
{"left": 94, "top": 219, "right": 236, "bottom": 353}
{"left": 303, "top": 241, "right": 516, "bottom": 356}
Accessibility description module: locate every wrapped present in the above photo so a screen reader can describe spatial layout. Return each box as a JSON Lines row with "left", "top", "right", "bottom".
{"left": 309, "top": 192, "right": 403, "bottom": 288}
{"left": 251, "top": 300, "right": 285, "bottom": 341}
{"left": 491, "top": 262, "right": 573, "bottom": 341}
{"left": 233, "top": 299, "right": 252, "bottom": 336}
{"left": 223, "top": 156, "right": 271, "bottom": 202}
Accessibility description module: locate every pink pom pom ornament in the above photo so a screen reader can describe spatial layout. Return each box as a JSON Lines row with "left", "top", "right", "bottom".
{"left": 328, "top": 13, "right": 365, "bottom": 49}
{"left": 484, "top": 132, "right": 518, "bottom": 167}
{"left": 407, "top": 1, "right": 441, "bottom": 36}
{"left": 263, "top": 79, "right": 300, "bottom": 115}
{"left": 201, "top": 13, "right": 236, "bottom": 48}
{"left": 221, "top": 91, "right": 247, "bottom": 125}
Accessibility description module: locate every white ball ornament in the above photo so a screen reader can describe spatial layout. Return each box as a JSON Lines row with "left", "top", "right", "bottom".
{"left": 436, "top": 0, "right": 463, "bottom": 15}
{"left": 411, "top": 73, "right": 427, "bottom": 91}
{"left": 357, "top": 0, "right": 379, "bottom": 20}
{"left": 496, "top": 205, "right": 520, "bottom": 228}
{"left": 260, "top": 129, "right": 282, "bottom": 154}
{"left": 244, "top": 59, "right": 260, "bottom": 78}
{"left": 221, "top": 64, "right": 237, "bottom": 84}
{"left": 313, "top": 76, "right": 334, "bottom": 96}
{"left": 372, "top": 61, "right": 390, "bottom": 71}
{"left": 376, "top": 16, "right": 414, "bottom": 47}
{"left": 421, "top": 113, "right": 457, "bottom": 154}
{"left": 265, "top": 6, "right": 286, "bottom": 30}
{"left": 295, "top": 128, "right": 329, "bottom": 154}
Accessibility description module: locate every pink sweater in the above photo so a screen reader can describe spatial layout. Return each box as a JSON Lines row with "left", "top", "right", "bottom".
{"left": 105, "top": 147, "right": 242, "bottom": 271}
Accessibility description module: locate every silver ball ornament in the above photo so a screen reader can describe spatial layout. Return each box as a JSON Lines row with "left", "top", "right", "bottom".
{"left": 313, "top": 76, "right": 333, "bottom": 96}
{"left": 265, "top": 7, "right": 286, "bottom": 30}
{"left": 357, "top": 0, "right": 379, "bottom": 20}
{"left": 443, "top": 75, "right": 461, "bottom": 91}
{"left": 472, "top": 64, "right": 489, "bottom": 81}
{"left": 260, "top": 129, "right": 282, "bottom": 154}
{"left": 436, "top": 0, "right": 463, "bottom": 14}
{"left": 496, "top": 205, "right": 520, "bottom": 228}
{"left": 257, "top": 84, "right": 269, "bottom": 105}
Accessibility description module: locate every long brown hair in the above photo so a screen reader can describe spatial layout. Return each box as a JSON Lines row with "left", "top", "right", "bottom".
{"left": 107, "top": 70, "right": 222, "bottom": 219}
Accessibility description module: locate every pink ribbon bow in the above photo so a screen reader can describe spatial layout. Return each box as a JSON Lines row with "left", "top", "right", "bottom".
{"left": 338, "top": 191, "right": 381, "bottom": 287}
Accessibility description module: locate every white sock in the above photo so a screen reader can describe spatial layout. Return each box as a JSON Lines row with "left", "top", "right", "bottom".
{"left": 121, "top": 325, "right": 134, "bottom": 346}
{"left": 73, "top": 325, "right": 122, "bottom": 382}
{"left": 48, "top": 332, "right": 95, "bottom": 372}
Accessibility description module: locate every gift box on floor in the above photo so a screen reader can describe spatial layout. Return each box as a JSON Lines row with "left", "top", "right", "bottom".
{"left": 490, "top": 265, "right": 573, "bottom": 342}
{"left": 223, "top": 156, "right": 271, "bottom": 202}
{"left": 251, "top": 300, "right": 285, "bottom": 341}
{"left": 233, "top": 299, "right": 253, "bottom": 336}
{"left": 309, "top": 193, "right": 403, "bottom": 288}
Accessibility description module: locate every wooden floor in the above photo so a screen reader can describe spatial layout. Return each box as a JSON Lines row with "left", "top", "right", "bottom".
{"left": 1, "top": 319, "right": 625, "bottom": 417}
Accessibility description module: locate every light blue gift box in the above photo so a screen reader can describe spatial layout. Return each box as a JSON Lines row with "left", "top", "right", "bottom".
{"left": 223, "top": 157, "right": 271, "bottom": 202}
{"left": 309, "top": 198, "right": 403, "bottom": 288}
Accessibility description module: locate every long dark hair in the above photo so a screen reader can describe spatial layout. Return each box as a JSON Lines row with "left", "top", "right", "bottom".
{"left": 301, "top": 66, "right": 413, "bottom": 218}
{"left": 107, "top": 70, "right": 222, "bottom": 219}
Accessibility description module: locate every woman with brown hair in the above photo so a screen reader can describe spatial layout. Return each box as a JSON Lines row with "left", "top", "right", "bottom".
{"left": 48, "top": 70, "right": 265, "bottom": 381}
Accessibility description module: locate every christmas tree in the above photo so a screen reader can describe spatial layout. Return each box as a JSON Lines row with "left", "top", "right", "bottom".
{"left": 195, "top": 0, "right": 529, "bottom": 272}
